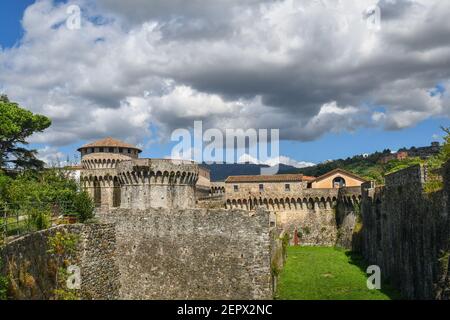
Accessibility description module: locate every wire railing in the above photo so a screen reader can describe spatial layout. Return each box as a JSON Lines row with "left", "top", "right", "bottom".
{"left": 0, "top": 201, "right": 76, "bottom": 243}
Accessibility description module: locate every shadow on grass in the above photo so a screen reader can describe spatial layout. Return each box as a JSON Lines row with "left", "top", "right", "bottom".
{"left": 344, "top": 251, "right": 403, "bottom": 300}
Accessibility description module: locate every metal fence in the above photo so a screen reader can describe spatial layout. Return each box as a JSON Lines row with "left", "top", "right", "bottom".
{"left": 0, "top": 201, "right": 75, "bottom": 242}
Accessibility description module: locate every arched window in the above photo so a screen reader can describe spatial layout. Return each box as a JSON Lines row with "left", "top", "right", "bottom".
{"left": 332, "top": 177, "right": 346, "bottom": 188}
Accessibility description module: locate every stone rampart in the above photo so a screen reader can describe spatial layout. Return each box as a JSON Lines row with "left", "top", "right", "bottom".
{"left": 1, "top": 223, "right": 120, "bottom": 300}
{"left": 357, "top": 162, "right": 450, "bottom": 299}
{"left": 99, "top": 207, "right": 273, "bottom": 300}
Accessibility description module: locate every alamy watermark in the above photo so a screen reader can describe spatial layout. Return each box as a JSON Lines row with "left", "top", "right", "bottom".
{"left": 170, "top": 121, "right": 280, "bottom": 175}
{"left": 66, "top": 5, "right": 81, "bottom": 30}
{"left": 64, "top": 2, "right": 381, "bottom": 32}
{"left": 313, "top": 0, "right": 382, "bottom": 32}
{"left": 363, "top": 5, "right": 382, "bottom": 32}
{"left": 66, "top": 265, "right": 81, "bottom": 290}
{"left": 366, "top": 265, "right": 381, "bottom": 290}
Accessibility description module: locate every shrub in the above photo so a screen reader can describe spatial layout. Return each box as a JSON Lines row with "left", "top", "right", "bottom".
{"left": 0, "top": 169, "right": 95, "bottom": 225}
{"left": 47, "top": 231, "right": 79, "bottom": 256}
{"left": 47, "top": 231, "right": 80, "bottom": 300}
{"left": 27, "top": 207, "right": 51, "bottom": 231}
{"left": 303, "top": 226, "right": 311, "bottom": 235}
{"left": 424, "top": 127, "right": 450, "bottom": 193}
{"left": 72, "top": 191, "right": 94, "bottom": 223}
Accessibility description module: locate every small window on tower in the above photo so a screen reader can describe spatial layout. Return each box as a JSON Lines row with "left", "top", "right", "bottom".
{"left": 119, "top": 148, "right": 123, "bottom": 153}
{"left": 234, "top": 185, "right": 239, "bottom": 192}
{"left": 285, "top": 184, "right": 291, "bottom": 191}
{"left": 99, "top": 147, "right": 104, "bottom": 152}
{"left": 259, "top": 184, "right": 264, "bottom": 192}
{"left": 109, "top": 147, "right": 114, "bottom": 153}
{"left": 128, "top": 149, "right": 131, "bottom": 153}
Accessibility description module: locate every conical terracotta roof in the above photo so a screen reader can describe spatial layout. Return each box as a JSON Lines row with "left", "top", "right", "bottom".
{"left": 77, "top": 137, "right": 142, "bottom": 152}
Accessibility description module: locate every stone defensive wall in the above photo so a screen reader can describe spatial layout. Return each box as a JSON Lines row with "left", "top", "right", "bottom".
{"left": 211, "top": 182, "right": 225, "bottom": 195}
{"left": 224, "top": 187, "right": 361, "bottom": 247}
{"left": 225, "top": 188, "right": 361, "bottom": 210}
{"left": 117, "top": 158, "right": 199, "bottom": 209}
{"left": 357, "top": 161, "right": 450, "bottom": 299}
{"left": 0, "top": 224, "right": 120, "bottom": 300}
{"left": 98, "top": 207, "right": 274, "bottom": 300}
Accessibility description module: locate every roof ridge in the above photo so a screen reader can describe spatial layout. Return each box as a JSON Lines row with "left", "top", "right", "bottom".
{"left": 225, "top": 173, "right": 312, "bottom": 183}
{"left": 310, "top": 168, "right": 367, "bottom": 183}
{"left": 77, "top": 137, "right": 142, "bottom": 152}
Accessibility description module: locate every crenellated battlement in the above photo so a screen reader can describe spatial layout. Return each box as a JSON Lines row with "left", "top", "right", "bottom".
{"left": 81, "top": 153, "right": 133, "bottom": 169}
{"left": 225, "top": 187, "right": 361, "bottom": 211}
{"left": 78, "top": 139, "right": 204, "bottom": 210}
{"left": 117, "top": 159, "right": 199, "bottom": 186}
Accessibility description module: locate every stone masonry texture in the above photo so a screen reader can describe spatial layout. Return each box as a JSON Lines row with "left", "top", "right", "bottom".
{"left": 357, "top": 161, "right": 450, "bottom": 299}
{"left": 0, "top": 223, "right": 120, "bottom": 300}
{"left": 99, "top": 207, "right": 273, "bottom": 300}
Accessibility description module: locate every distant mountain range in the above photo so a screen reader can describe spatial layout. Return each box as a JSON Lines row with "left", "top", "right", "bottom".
{"left": 203, "top": 163, "right": 300, "bottom": 182}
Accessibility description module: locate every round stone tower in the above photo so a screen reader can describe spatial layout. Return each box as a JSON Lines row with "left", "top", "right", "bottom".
{"left": 78, "top": 137, "right": 200, "bottom": 210}
{"left": 78, "top": 137, "right": 142, "bottom": 210}
{"left": 117, "top": 159, "right": 199, "bottom": 210}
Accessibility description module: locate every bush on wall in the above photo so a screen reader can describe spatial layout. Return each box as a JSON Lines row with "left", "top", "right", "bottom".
{"left": 1, "top": 169, "right": 94, "bottom": 225}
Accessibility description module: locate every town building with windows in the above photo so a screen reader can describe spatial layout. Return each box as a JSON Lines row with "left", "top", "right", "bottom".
{"left": 223, "top": 170, "right": 366, "bottom": 245}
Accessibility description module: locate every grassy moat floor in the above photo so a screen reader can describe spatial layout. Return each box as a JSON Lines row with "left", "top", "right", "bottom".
{"left": 275, "top": 246, "right": 401, "bottom": 300}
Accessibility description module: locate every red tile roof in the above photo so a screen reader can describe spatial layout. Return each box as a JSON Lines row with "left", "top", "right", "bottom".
{"left": 309, "top": 168, "right": 367, "bottom": 183}
{"left": 77, "top": 137, "right": 142, "bottom": 152}
{"left": 225, "top": 174, "right": 315, "bottom": 183}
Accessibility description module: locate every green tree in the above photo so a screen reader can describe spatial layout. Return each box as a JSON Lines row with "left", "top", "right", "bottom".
{"left": 72, "top": 191, "right": 94, "bottom": 223}
{"left": 1, "top": 169, "right": 94, "bottom": 224}
{"left": 439, "top": 127, "right": 450, "bottom": 162}
{"left": 426, "top": 127, "right": 450, "bottom": 169}
{"left": 0, "top": 95, "right": 51, "bottom": 169}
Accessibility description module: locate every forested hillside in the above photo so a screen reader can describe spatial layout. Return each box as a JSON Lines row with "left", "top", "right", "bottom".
{"left": 295, "top": 150, "right": 424, "bottom": 184}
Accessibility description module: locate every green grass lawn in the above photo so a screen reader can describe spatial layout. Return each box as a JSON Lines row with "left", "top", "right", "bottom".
{"left": 276, "top": 246, "right": 400, "bottom": 300}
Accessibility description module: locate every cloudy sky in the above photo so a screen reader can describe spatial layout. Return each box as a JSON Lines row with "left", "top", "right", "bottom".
{"left": 0, "top": 0, "right": 449, "bottom": 166}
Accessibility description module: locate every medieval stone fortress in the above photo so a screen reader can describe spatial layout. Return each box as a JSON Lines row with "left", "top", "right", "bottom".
{"left": 66, "top": 137, "right": 447, "bottom": 299}
{"left": 77, "top": 137, "right": 368, "bottom": 248}
{"left": 1, "top": 136, "right": 449, "bottom": 300}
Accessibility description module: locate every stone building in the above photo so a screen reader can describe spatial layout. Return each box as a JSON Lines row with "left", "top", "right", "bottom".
{"left": 196, "top": 165, "right": 212, "bottom": 199}
{"left": 78, "top": 137, "right": 202, "bottom": 210}
{"left": 210, "top": 182, "right": 225, "bottom": 196}
{"left": 225, "top": 174, "right": 315, "bottom": 208}
{"left": 308, "top": 168, "right": 367, "bottom": 189}
{"left": 224, "top": 171, "right": 366, "bottom": 246}
{"left": 379, "top": 142, "right": 441, "bottom": 164}
{"left": 224, "top": 170, "right": 366, "bottom": 209}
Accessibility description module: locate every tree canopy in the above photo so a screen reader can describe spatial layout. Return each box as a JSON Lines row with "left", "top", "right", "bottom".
{"left": 0, "top": 95, "right": 51, "bottom": 169}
